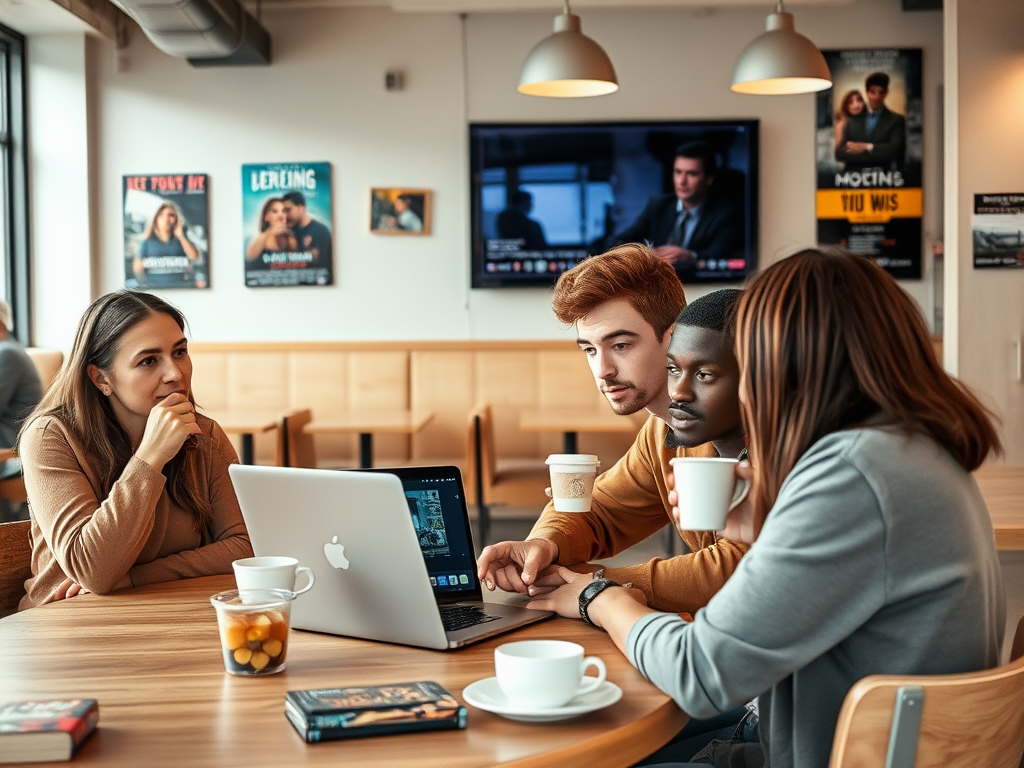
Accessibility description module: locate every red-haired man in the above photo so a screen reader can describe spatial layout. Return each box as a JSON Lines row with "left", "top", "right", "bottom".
{"left": 476, "top": 243, "right": 748, "bottom": 616}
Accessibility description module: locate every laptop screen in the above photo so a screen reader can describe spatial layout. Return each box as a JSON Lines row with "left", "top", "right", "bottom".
{"left": 356, "top": 467, "right": 480, "bottom": 597}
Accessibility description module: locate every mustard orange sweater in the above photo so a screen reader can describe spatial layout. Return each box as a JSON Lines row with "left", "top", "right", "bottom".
{"left": 529, "top": 414, "right": 747, "bottom": 614}
{"left": 19, "top": 413, "right": 252, "bottom": 609}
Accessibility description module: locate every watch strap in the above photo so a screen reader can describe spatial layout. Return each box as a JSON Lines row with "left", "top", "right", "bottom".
{"left": 578, "top": 578, "right": 620, "bottom": 627}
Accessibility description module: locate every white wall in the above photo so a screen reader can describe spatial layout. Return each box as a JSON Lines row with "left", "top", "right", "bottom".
{"left": 945, "top": 0, "right": 1024, "bottom": 462}
{"left": 27, "top": 34, "right": 94, "bottom": 349}
{"left": 31, "top": 0, "right": 942, "bottom": 348}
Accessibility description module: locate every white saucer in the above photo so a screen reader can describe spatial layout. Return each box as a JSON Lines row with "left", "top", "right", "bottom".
{"left": 461, "top": 677, "right": 622, "bottom": 722}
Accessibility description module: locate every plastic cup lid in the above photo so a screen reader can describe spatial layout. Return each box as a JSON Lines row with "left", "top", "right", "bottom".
{"left": 545, "top": 454, "right": 600, "bottom": 466}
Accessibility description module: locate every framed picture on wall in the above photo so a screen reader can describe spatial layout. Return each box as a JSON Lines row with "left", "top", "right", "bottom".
{"left": 242, "top": 162, "right": 334, "bottom": 287}
{"left": 123, "top": 173, "right": 210, "bottom": 289}
{"left": 370, "top": 188, "right": 431, "bottom": 235}
{"left": 814, "top": 48, "right": 923, "bottom": 279}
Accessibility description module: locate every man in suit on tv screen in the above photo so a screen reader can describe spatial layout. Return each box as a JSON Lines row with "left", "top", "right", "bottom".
{"left": 613, "top": 141, "right": 744, "bottom": 282}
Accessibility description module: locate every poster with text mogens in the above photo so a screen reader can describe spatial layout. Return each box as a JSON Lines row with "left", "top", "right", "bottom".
{"left": 815, "top": 49, "right": 923, "bottom": 279}
{"left": 124, "top": 173, "right": 209, "bottom": 289}
{"left": 242, "top": 162, "right": 334, "bottom": 287}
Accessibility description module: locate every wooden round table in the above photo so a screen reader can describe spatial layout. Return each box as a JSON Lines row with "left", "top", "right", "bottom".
{"left": 0, "top": 575, "right": 687, "bottom": 767}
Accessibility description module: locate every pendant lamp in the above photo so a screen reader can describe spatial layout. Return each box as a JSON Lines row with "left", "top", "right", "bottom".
{"left": 517, "top": 1, "right": 618, "bottom": 98}
{"left": 731, "top": 1, "right": 831, "bottom": 95}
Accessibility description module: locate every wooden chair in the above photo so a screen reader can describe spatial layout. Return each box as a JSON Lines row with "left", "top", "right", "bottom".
{"left": 828, "top": 614, "right": 1024, "bottom": 768}
{"left": 25, "top": 347, "right": 63, "bottom": 391}
{"left": 0, "top": 520, "right": 31, "bottom": 618}
{"left": 284, "top": 408, "right": 317, "bottom": 469}
{"left": 465, "top": 403, "right": 549, "bottom": 546}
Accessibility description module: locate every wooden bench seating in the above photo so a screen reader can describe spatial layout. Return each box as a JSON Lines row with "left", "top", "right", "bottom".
{"left": 189, "top": 340, "right": 640, "bottom": 479}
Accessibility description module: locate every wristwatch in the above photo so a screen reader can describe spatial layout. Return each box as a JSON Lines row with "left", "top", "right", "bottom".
{"left": 578, "top": 578, "right": 620, "bottom": 627}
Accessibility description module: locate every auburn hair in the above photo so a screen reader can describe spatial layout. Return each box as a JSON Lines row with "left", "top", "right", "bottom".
{"left": 735, "top": 248, "right": 1000, "bottom": 523}
{"left": 19, "top": 291, "right": 211, "bottom": 533}
{"left": 551, "top": 243, "right": 686, "bottom": 337}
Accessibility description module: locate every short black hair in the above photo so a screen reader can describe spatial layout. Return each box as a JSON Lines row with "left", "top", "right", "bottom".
{"left": 674, "top": 141, "right": 717, "bottom": 177}
{"left": 676, "top": 288, "right": 743, "bottom": 334}
{"left": 282, "top": 191, "right": 307, "bottom": 207}
{"left": 865, "top": 72, "right": 890, "bottom": 91}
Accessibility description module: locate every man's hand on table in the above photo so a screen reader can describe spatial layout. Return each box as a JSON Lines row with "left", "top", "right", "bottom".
{"left": 477, "top": 538, "right": 559, "bottom": 593}
{"left": 526, "top": 566, "right": 648, "bottom": 620}
{"left": 526, "top": 561, "right": 602, "bottom": 595}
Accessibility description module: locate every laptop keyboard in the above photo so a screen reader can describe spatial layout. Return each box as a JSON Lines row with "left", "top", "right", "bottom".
{"left": 439, "top": 604, "right": 502, "bottom": 633}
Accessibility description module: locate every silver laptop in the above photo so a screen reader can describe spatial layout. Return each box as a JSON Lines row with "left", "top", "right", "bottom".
{"left": 228, "top": 464, "right": 553, "bottom": 650}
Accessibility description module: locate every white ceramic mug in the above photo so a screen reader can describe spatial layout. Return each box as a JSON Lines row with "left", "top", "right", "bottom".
{"left": 669, "top": 457, "right": 752, "bottom": 531}
{"left": 545, "top": 454, "right": 601, "bottom": 512}
{"left": 494, "top": 639, "right": 606, "bottom": 709}
{"left": 232, "top": 556, "right": 315, "bottom": 596}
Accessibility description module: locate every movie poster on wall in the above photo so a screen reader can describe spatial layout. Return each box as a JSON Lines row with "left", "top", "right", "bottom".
{"left": 815, "top": 49, "right": 923, "bottom": 278}
{"left": 123, "top": 173, "right": 209, "bottom": 289}
{"left": 973, "top": 194, "right": 1024, "bottom": 269}
{"left": 242, "top": 162, "right": 333, "bottom": 287}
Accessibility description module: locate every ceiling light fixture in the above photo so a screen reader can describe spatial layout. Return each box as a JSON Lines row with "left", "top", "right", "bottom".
{"left": 731, "top": 1, "right": 832, "bottom": 95}
{"left": 517, "top": 1, "right": 618, "bottom": 98}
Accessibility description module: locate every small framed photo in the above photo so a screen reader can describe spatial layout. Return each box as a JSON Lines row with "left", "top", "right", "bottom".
{"left": 370, "top": 188, "right": 431, "bottom": 236}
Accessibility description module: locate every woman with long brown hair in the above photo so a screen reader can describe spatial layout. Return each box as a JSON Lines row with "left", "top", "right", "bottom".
{"left": 528, "top": 249, "right": 1005, "bottom": 768}
{"left": 17, "top": 291, "right": 252, "bottom": 609}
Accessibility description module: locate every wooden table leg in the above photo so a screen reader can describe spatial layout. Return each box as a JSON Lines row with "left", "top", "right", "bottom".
{"left": 359, "top": 433, "right": 373, "bottom": 468}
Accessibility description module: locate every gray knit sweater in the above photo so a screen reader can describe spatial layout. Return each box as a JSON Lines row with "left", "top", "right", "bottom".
{"left": 627, "top": 426, "right": 1005, "bottom": 768}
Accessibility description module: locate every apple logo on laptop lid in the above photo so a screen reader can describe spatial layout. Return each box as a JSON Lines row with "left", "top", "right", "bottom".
{"left": 324, "top": 536, "right": 351, "bottom": 570}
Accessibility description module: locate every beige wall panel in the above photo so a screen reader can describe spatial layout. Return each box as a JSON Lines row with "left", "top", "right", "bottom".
{"left": 190, "top": 351, "right": 228, "bottom": 410}
{"left": 226, "top": 353, "right": 289, "bottom": 410}
{"left": 349, "top": 351, "right": 410, "bottom": 460}
{"left": 289, "top": 352, "right": 354, "bottom": 463}
{"left": 476, "top": 351, "right": 542, "bottom": 458}
{"left": 288, "top": 352, "right": 350, "bottom": 412}
{"left": 537, "top": 350, "right": 605, "bottom": 409}
{"left": 349, "top": 351, "right": 409, "bottom": 409}
{"left": 410, "top": 351, "right": 474, "bottom": 460}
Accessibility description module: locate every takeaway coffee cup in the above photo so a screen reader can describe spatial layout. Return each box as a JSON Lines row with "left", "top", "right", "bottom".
{"left": 232, "top": 556, "right": 315, "bottom": 596}
{"left": 494, "top": 640, "right": 606, "bottom": 709}
{"left": 669, "top": 457, "right": 752, "bottom": 532}
{"left": 545, "top": 454, "right": 601, "bottom": 512}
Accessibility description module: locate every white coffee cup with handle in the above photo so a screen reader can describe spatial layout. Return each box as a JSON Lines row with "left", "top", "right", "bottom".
{"left": 494, "top": 639, "right": 606, "bottom": 709}
{"left": 669, "top": 457, "right": 752, "bottom": 532}
{"left": 232, "top": 556, "right": 315, "bottom": 596}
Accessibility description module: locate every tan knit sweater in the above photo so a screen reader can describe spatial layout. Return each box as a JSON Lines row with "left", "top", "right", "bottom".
{"left": 19, "top": 413, "right": 253, "bottom": 609}
{"left": 529, "top": 413, "right": 748, "bottom": 614}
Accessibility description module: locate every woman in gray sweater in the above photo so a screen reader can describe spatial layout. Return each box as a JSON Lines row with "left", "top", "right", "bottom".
{"left": 528, "top": 248, "right": 1005, "bottom": 768}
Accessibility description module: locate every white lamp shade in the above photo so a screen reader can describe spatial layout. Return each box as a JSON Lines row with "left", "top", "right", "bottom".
{"left": 731, "top": 11, "right": 832, "bottom": 95}
{"left": 517, "top": 13, "right": 618, "bottom": 98}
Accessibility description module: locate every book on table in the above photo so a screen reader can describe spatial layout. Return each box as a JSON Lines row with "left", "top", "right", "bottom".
{"left": 285, "top": 681, "right": 467, "bottom": 743}
{"left": 0, "top": 699, "right": 99, "bottom": 763}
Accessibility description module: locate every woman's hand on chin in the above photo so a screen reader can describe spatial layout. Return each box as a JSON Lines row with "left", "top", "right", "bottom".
{"left": 135, "top": 393, "right": 202, "bottom": 471}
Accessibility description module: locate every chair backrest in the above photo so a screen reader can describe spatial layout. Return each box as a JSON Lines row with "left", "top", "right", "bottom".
{"left": 284, "top": 409, "right": 317, "bottom": 469}
{"left": 828, "top": 615, "right": 1024, "bottom": 768}
{"left": 465, "top": 403, "right": 496, "bottom": 502}
{"left": 0, "top": 520, "right": 32, "bottom": 618}
{"left": 25, "top": 347, "right": 63, "bottom": 391}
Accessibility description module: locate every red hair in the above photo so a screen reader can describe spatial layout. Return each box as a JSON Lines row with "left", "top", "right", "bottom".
{"left": 551, "top": 244, "right": 686, "bottom": 337}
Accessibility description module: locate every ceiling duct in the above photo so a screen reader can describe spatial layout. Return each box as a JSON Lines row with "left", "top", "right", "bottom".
{"left": 108, "top": 0, "right": 271, "bottom": 65}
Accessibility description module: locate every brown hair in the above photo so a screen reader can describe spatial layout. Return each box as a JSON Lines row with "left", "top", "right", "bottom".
{"left": 142, "top": 202, "right": 181, "bottom": 241}
{"left": 735, "top": 248, "right": 1000, "bottom": 526}
{"left": 19, "top": 291, "right": 211, "bottom": 533}
{"left": 551, "top": 243, "right": 686, "bottom": 337}
{"left": 835, "top": 89, "right": 864, "bottom": 120}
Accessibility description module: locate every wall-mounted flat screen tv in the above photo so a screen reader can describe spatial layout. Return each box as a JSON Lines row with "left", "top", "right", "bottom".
{"left": 470, "top": 120, "right": 759, "bottom": 289}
